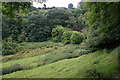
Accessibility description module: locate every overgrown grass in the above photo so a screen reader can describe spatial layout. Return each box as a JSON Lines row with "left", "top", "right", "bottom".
{"left": 40, "top": 45, "right": 92, "bottom": 65}
{"left": 2, "top": 55, "right": 45, "bottom": 75}
{"left": 2, "top": 46, "right": 118, "bottom": 78}
{"left": 2, "top": 44, "right": 92, "bottom": 75}
{"left": 2, "top": 41, "right": 59, "bottom": 62}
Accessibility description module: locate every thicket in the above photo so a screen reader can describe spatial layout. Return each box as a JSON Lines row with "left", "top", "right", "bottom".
{"left": 70, "top": 31, "right": 84, "bottom": 44}
{"left": 62, "top": 31, "right": 72, "bottom": 44}
{"left": 84, "top": 2, "right": 120, "bottom": 48}
{"left": 2, "top": 40, "right": 18, "bottom": 56}
{"left": 2, "top": 7, "right": 86, "bottom": 43}
{"left": 52, "top": 25, "right": 66, "bottom": 42}
{"left": 26, "top": 11, "right": 51, "bottom": 42}
{"left": 2, "top": 7, "right": 86, "bottom": 56}
{"left": 2, "top": 2, "right": 120, "bottom": 56}
{"left": 52, "top": 26, "right": 84, "bottom": 44}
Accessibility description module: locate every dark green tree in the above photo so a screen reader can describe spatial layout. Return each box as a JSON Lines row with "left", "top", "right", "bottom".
{"left": 26, "top": 11, "right": 51, "bottom": 42}
{"left": 46, "top": 8, "right": 75, "bottom": 28}
{"left": 2, "top": 0, "right": 47, "bottom": 18}
{"left": 43, "top": 4, "right": 46, "bottom": 9}
{"left": 68, "top": 3, "right": 73, "bottom": 9}
{"left": 84, "top": 2, "right": 120, "bottom": 48}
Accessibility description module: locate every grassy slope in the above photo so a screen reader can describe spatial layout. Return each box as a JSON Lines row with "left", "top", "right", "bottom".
{"left": 2, "top": 46, "right": 118, "bottom": 78}
{"left": 2, "top": 41, "right": 59, "bottom": 62}
{"left": 2, "top": 43, "right": 87, "bottom": 75}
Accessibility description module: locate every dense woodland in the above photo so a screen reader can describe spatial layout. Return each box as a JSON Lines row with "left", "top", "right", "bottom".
{"left": 2, "top": 2, "right": 120, "bottom": 55}
{"left": 1, "top": 1, "right": 120, "bottom": 78}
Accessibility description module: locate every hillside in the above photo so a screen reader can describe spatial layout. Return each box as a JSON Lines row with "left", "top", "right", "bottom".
{"left": 2, "top": 2, "right": 120, "bottom": 79}
{"left": 2, "top": 42, "right": 119, "bottom": 78}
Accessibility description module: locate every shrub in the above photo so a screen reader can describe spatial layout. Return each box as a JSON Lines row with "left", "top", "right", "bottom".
{"left": 2, "top": 64, "right": 23, "bottom": 75}
{"left": 74, "top": 49, "right": 92, "bottom": 56}
{"left": 85, "top": 26, "right": 103, "bottom": 48}
{"left": 51, "top": 25, "right": 65, "bottom": 42}
{"left": 2, "top": 64, "right": 31, "bottom": 75}
{"left": 62, "top": 31, "right": 72, "bottom": 44}
{"left": 70, "top": 31, "right": 84, "bottom": 44}
{"left": 2, "top": 40, "right": 18, "bottom": 56}
{"left": 41, "top": 46, "right": 92, "bottom": 64}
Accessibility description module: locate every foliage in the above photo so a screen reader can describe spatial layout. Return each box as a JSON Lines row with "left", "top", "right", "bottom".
{"left": 86, "top": 26, "right": 100, "bottom": 48}
{"left": 52, "top": 26, "right": 84, "bottom": 44}
{"left": 62, "top": 31, "right": 72, "bottom": 44}
{"left": 46, "top": 8, "right": 75, "bottom": 28}
{"left": 42, "top": 45, "right": 92, "bottom": 65}
{"left": 76, "top": 14, "right": 86, "bottom": 30}
{"left": 2, "top": 7, "right": 87, "bottom": 43}
{"left": 2, "top": 40, "right": 18, "bottom": 56}
{"left": 68, "top": 3, "right": 73, "bottom": 9}
{"left": 51, "top": 25, "right": 66, "bottom": 42}
{"left": 71, "top": 8, "right": 86, "bottom": 29}
{"left": 2, "top": 55, "right": 44, "bottom": 75}
{"left": 81, "top": 27, "right": 88, "bottom": 39}
{"left": 2, "top": 2, "right": 31, "bottom": 18}
{"left": 83, "top": 2, "right": 120, "bottom": 48}
{"left": 26, "top": 11, "right": 51, "bottom": 42}
{"left": 70, "top": 31, "right": 84, "bottom": 44}
{"left": 2, "top": 14, "right": 27, "bottom": 41}
{"left": 2, "top": 43, "right": 92, "bottom": 75}
{"left": 2, "top": 64, "right": 23, "bottom": 75}
{"left": 2, "top": 41, "right": 59, "bottom": 62}
{"left": 18, "top": 28, "right": 27, "bottom": 43}
{"left": 72, "top": 25, "right": 81, "bottom": 32}
{"left": 2, "top": 0, "right": 47, "bottom": 18}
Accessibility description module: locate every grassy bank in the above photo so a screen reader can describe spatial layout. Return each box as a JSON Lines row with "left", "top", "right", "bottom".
{"left": 2, "top": 44, "right": 118, "bottom": 78}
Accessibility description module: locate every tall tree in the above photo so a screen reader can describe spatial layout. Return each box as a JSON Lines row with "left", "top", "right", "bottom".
{"left": 84, "top": 2, "right": 120, "bottom": 48}
{"left": 2, "top": 0, "right": 47, "bottom": 18}
{"left": 43, "top": 4, "right": 46, "bottom": 9}
{"left": 68, "top": 3, "right": 73, "bottom": 9}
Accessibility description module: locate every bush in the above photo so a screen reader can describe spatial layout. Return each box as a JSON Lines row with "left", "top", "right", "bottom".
{"left": 27, "top": 26, "right": 50, "bottom": 42}
{"left": 2, "top": 64, "right": 23, "bottom": 75}
{"left": 74, "top": 49, "right": 92, "bottom": 56}
{"left": 62, "top": 31, "right": 72, "bottom": 44}
{"left": 86, "top": 26, "right": 105, "bottom": 48}
{"left": 70, "top": 31, "right": 84, "bottom": 44}
{"left": 2, "top": 64, "right": 31, "bottom": 75}
{"left": 51, "top": 25, "right": 65, "bottom": 42}
{"left": 2, "top": 40, "right": 18, "bottom": 56}
{"left": 41, "top": 46, "right": 92, "bottom": 64}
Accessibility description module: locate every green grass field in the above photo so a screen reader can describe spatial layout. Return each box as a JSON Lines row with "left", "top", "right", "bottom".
{"left": 2, "top": 42, "right": 119, "bottom": 78}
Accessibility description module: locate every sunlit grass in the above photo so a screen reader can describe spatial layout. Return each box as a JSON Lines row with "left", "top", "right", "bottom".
{"left": 2, "top": 46, "right": 118, "bottom": 78}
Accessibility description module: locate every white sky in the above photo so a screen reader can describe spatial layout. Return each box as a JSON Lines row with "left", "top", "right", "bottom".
{"left": 33, "top": 0, "right": 81, "bottom": 8}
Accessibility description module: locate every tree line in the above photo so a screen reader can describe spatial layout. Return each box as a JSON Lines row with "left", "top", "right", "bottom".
{"left": 2, "top": 2, "right": 120, "bottom": 55}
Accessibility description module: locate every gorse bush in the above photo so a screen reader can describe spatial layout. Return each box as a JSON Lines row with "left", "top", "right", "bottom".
{"left": 62, "top": 31, "right": 72, "bottom": 44}
{"left": 52, "top": 25, "right": 65, "bottom": 42}
{"left": 70, "top": 31, "right": 84, "bottom": 44}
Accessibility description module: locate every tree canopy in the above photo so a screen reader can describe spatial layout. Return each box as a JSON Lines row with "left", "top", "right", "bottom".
{"left": 84, "top": 2, "right": 120, "bottom": 48}
{"left": 2, "top": 0, "right": 47, "bottom": 18}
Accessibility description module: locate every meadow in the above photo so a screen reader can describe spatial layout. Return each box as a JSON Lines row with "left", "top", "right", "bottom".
{"left": 2, "top": 41, "right": 119, "bottom": 78}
